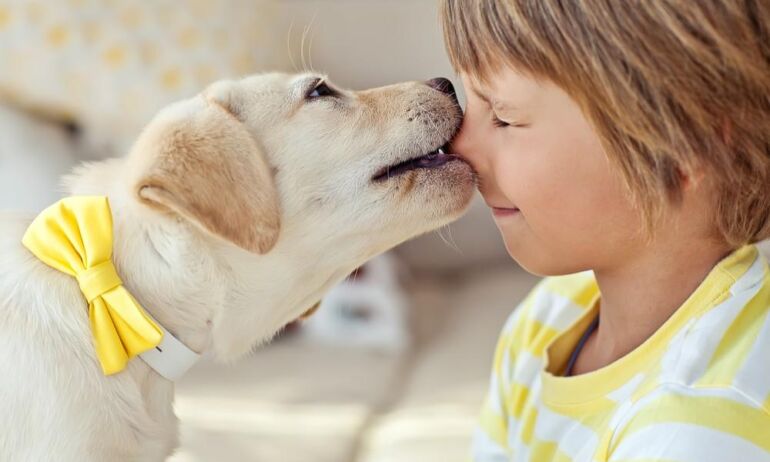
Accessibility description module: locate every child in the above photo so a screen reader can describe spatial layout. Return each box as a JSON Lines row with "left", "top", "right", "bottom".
{"left": 440, "top": 0, "right": 770, "bottom": 460}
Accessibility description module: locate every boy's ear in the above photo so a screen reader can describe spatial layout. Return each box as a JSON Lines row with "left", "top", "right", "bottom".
{"left": 677, "top": 162, "right": 708, "bottom": 192}
{"left": 679, "top": 117, "right": 729, "bottom": 192}
{"left": 134, "top": 88, "right": 281, "bottom": 254}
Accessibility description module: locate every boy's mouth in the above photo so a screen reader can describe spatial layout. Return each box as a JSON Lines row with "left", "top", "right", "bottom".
{"left": 492, "top": 207, "right": 520, "bottom": 218}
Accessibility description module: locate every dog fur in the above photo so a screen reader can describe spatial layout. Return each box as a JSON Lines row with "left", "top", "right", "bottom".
{"left": 0, "top": 72, "right": 474, "bottom": 461}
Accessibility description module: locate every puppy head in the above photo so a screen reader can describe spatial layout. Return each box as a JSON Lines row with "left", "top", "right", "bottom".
{"left": 210, "top": 73, "right": 474, "bottom": 251}
{"left": 127, "top": 72, "right": 474, "bottom": 360}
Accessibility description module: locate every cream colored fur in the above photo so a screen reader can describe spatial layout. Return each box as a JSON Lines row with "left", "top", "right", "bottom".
{"left": 0, "top": 72, "right": 474, "bottom": 461}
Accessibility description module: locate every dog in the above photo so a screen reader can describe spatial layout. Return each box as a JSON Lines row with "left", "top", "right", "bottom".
{"left": 0, "top": 73, "right": 474, "bottom": 461}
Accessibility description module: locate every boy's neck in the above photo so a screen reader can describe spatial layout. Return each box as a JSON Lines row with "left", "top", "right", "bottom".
{"left": 576, "top": 236, "right": 733, "bottom": 374}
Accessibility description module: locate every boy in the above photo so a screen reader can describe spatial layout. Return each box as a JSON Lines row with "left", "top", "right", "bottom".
{"left": 440, "top": 1, "right": 770, "bottom": 460}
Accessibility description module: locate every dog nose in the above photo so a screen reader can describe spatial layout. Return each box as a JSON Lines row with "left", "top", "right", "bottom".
{"left": 426, "top": 77, "right": 458, "bottom": 102}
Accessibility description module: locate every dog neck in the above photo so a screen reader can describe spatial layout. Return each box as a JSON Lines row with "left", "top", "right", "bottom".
{"left": 120, "top": 216, "right": 362, "bottom": 366}
{"left": 64, "top": 158, "right": 365, "bottom": 374}
{"left": 66, "top": 159, "right": 220, "bottom": 365}
{"left": 205, "top": 228, "right": 367, "bottom": 361}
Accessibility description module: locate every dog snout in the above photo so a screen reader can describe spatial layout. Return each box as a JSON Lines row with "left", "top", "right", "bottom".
{"left": 425, "top": 78, "right": 458, "bottom": 104}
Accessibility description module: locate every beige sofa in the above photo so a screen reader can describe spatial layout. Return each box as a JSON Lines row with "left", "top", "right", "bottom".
{"left": 171, "top": 265, "right": 539, "bottom": 462}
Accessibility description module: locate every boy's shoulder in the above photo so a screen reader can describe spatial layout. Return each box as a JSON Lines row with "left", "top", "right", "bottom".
{"left": 654, "top": 250, "right": 770, "bottom": 409}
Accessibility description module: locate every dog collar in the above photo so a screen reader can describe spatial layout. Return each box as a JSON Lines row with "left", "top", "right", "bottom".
{"left": 138, "top": 320, "right": 200, "bottom": 381}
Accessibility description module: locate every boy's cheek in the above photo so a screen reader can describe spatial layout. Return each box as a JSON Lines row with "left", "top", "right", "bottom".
{"left": 496, "top": 156, "right": 560, "bottom": 208}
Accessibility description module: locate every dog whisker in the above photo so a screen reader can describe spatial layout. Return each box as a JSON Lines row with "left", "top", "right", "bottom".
{"left": 307, "top": 12, "right": 318, "bottom": 73}
{"left": 286, "top": 20, "right": 299, "bottom": 73}
{"left": 300, "top": 15, "right": 317, "bottom": 74}
{"left": 436, "top": 224, "right": 462, "bottom": 255}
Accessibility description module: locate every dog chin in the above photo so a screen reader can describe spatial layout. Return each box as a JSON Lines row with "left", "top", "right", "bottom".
{"left": 416, "top": 160, "right": 476, "bottom": 216}
{"left": 210, "top": 313, "right": 279, "bottom": 363}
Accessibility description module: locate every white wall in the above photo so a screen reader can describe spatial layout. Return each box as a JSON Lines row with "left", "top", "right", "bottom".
{"left": 277, "top": 1, "right": 456, "bottom": 88}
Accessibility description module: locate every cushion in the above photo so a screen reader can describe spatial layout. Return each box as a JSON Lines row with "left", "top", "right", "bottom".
{"left": 0, "top": 0, "right": 288, "bottom": 156}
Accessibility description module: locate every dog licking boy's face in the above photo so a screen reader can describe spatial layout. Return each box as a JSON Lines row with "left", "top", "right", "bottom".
{"left": 124, "top": 72, "right": 475, "bottom": 358}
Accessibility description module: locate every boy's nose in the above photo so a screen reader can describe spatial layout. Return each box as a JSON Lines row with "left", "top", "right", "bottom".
{"left": 450, "top": 117, "right": 488, "bottom": 177}
{"left": 425, "top": 77, "right": 458, "bottom": 104}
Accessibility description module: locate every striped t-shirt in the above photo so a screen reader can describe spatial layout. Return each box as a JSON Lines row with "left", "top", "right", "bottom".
{"left": 471, "top": 245, "right": 770, "bottom": 461}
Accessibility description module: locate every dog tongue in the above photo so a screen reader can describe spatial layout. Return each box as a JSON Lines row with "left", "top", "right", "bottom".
{"left": 416, "top": 149, "right": 451, "bottom": 168}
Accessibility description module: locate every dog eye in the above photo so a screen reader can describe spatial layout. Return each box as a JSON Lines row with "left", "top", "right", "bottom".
{"left": 307, "top": 82, "right": 336, "bottom": 99}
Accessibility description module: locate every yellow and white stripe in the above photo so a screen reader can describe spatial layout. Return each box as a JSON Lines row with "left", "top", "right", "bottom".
{"left": 471, "top": 245, "right": 770, "bottom": 461}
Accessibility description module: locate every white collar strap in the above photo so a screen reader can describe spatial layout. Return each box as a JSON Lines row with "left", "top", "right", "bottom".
{"left": 138, "top": 321, "right": 200, "bottom": 381}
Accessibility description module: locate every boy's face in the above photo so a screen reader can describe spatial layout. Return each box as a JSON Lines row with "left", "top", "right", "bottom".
{"left": 452, "top": 69, "right": 644, "bottom": 275}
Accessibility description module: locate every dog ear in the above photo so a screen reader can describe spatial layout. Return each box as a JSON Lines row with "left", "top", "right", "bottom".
{"left": 134, "top": 84, "right": 280, "bottom": 254}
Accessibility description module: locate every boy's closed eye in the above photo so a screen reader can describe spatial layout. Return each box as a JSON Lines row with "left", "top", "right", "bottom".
{"left": 491, "top": 113, "right": 529, "bottom": 129}
{"left": 470, "top": 84, "right": 530, "bottom": 129}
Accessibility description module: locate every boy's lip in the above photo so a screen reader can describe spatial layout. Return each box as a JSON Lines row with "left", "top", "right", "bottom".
{"left": 492, "top": 207, "right": 520, "bottom": 217}
{"left": 482, "top": 195, "right": 520, "bottom": 216}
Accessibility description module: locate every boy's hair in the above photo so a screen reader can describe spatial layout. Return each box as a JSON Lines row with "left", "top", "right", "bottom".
{"left": 441, "top": 0, "right": 770, "bottom": 246}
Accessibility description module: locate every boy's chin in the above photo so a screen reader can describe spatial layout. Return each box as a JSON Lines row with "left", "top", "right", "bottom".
{"left": 502, "top": 236, "right": 587, "bottom": 277}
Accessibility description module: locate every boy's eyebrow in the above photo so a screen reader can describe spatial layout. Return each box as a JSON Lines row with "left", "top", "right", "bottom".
{"left": 471, "top": 85, "right": 514, "bottom": 111}
{"left": 471, "top": 86, "right": 491, "bottom": 105}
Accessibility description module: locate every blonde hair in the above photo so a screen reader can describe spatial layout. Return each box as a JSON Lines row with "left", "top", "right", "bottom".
{"left": 441, "top": 0, "right": 770, "bottom": 246}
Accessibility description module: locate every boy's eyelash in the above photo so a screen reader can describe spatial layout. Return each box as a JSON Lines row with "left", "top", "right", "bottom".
{"left": 491, "top": 114, "right": 528, "bottom": 129}
{"left": 492, "top": 115, "right": 510, "bottom": 128}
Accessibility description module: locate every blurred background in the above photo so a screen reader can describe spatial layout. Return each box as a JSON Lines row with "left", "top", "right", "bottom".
{"left": 0, "top": 1, "right": 538, "bottom": 460}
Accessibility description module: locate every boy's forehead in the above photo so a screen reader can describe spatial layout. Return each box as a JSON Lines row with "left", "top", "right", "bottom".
{"left": 460, "top": 73, "right": 498, "bottom": 106}
{"left": 461, "top": 69, "right": 542, "bottom": 109}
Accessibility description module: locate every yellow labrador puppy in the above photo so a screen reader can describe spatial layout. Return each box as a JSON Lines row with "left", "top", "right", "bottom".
{"left": 0, "top": 73, "right": 474, "bottom": 461}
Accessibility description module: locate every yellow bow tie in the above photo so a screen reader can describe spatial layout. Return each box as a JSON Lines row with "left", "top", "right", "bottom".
{"left": 22, "top": 196, "right": 163, "bottom": 375}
